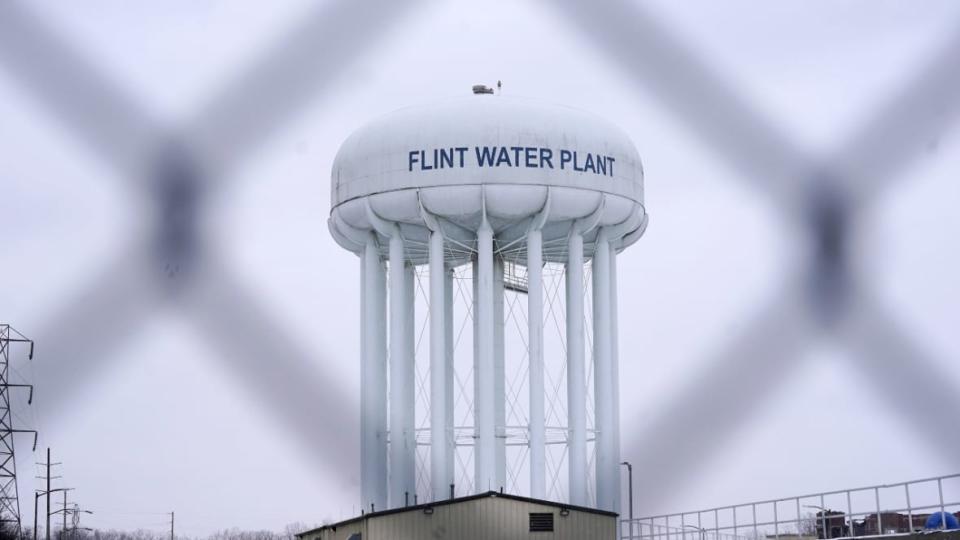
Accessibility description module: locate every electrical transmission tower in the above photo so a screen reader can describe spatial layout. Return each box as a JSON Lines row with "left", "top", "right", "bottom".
{"left": 0, "top": 325, "right": 38, "bottom": 537}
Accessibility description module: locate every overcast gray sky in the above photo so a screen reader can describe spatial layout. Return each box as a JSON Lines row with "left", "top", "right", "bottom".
{"left": 1, "top": 0, "right": 959, "bottom": 536}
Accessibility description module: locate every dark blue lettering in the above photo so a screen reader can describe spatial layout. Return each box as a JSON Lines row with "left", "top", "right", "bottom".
{"left": 439, "top": 148, "right": 454, "bottom": 169}
{"left": 476, "top": 146, "right": 496, "bottom": 167}
{"left": 584, "top": 153, "right": 595, "bottom": 174}
{"left": 412, "top": 147, "right": 614, "bottom": 175}
{"left": 540, "top": 148, "right": 553, "bottom": 168}
{"left": 496, "top": 146, "right": 512, "bottom": 167}
{"left": 524, "top": 147, "right": 538, "bottom": 168}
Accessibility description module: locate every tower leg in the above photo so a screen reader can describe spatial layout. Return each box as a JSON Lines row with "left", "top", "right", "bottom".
{"left": 610, "top": 249, "right": 622, "bottom": 518}
{"left": 475, "top": 219, "right": 496, "bottom": 492}
{"left": 403, "top": 263, "right": 417, "bottom": 500}
{"left": 444, "top": 265, "right": 456, "bottom": 496}
{"left": 429, "top": 230, "right": 448, "bottom": 500}
{"left": 566, "top": 231, "right": 587, "bottom": 506}
{"left": 527, "top": 230, "right": 546, "bottom": 500}
{"left": 388, "top": 232, "right": 415, "bottom": 507}
{"left": 494, "top": 256, "right": 506, "bottom": 491}
{"left": 362, "top": 236, "right": 387, "bottom": 511}
{"left": 593, "top": 230, "right": 614, "bottom": 511}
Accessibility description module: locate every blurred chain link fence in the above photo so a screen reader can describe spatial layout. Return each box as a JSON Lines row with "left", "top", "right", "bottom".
{"left": 552, "top": 0, "right": 960, "bottom": 509}
{"left": 0, "top": 0, "right": 958, "bottom": 511}
{"left": 0, "top": 0, "right": 422, "bottom": 479}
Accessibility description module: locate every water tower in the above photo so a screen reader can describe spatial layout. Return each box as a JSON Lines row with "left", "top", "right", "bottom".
{"left": 328, "top": 93, "right": 647, "bottom": 515}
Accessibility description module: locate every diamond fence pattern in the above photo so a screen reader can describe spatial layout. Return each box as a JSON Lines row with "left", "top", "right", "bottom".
{"left": 0, "top": 0, "right": 956, "bottom": 519}
{"left": 551, "top": 0, "right": 960, "bottom": 509}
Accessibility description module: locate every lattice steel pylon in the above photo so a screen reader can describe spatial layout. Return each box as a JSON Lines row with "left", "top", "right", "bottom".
{"left": 0, "top": 325, "right": 37, "bottom": 538}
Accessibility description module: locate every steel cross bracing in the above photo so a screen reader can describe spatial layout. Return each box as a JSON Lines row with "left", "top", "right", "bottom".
{"left": 1, "top": 0, "right": 959, "bottom": 509}
{"left": 402, "top": 246, "right": 600, "bottom": 505}
{"left": 0, "top": 325, "right": 37, "bottom": 537}
{"left": 0, "top": 327, "right": 18, "bottom": 531}
{"left": 449, "top": 266, "right": 477, "bottom": 496}
{"left": 542, "top": 263, "right": 572, "bottom": 503}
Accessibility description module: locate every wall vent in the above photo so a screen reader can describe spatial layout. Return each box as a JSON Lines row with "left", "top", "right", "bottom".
{"left": 529, "top": 512, "right": 554, "bottom": 532}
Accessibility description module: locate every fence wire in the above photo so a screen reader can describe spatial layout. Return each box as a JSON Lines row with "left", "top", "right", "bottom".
{"left": 0, "top": 0, "right": 957, "bottom": 525}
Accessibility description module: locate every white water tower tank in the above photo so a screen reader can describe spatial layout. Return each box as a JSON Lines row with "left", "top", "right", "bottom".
{"left": 329, "top": 93, "right": 647, "bottom": 515}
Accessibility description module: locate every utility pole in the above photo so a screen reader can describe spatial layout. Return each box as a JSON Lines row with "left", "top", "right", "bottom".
{"left": 61, "top": 491, "right": 66, "bottom": 539}
{"left": 35, "top": 485, "right": 72, "bottom": 540}
{"left": 46, "top": 449, "right": 50, "bottom": 540}
{"left": 170, "top": 511, "right": 174, "bottom": 540}
{"left": 621, "top": 461, "right": 634, "bottom": 539}
{"left": 37, "top": 449, "right": 63, "bottom": 540}
{"left": 33, "top": 491, "right": 38, "bottom": 540}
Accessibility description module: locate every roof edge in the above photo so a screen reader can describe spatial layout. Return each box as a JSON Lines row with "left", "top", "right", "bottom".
{"left": 296, "top": 491, "right": 618, "bottom": 537}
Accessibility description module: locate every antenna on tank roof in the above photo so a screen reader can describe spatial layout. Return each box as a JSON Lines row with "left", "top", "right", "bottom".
{"left": 472, "top": 84, "right": 494, "bottom": 95}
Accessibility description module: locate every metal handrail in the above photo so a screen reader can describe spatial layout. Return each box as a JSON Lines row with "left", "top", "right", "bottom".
{"left": 622, "top": 473, "right": 960, "bottom": 540}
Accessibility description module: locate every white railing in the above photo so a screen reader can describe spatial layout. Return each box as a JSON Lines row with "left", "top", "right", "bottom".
{"left": 622, "top": 474, "right": 960, "bottom": 540}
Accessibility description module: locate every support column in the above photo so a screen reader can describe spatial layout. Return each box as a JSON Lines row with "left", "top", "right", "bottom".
{"left": 361, "top": 235, "right": 387, "bottom": 511}
{"left": 593, "top": 229, "right": 615, "bottom": 511}
{"left": 475, "top": 217, "right": 496, "bottom": 493}
{"left": 444, "top": 265, "right": 455, "bottom": 495}
{"left": 566, "top": 231, "right": 587, "bottom": 506}
{"left": 472, "top": 262, "right": 480, "bottom": 487}
{"left": 494, "top": 256, "right": 506, "bottom": 491}
{"left": 403, "top": 264, "right": 416, "bottom": 500}
{"left": 429, "top": 230, "right": 448, "bottom": 500}
{"left": 610, "top": 248, "right": 622, "bottom": 517}
{"left": 527, "top": 229, "right": 545, "bottom": 500}
{"left": 388, "top": 232, "right": 415, "bottom": 507}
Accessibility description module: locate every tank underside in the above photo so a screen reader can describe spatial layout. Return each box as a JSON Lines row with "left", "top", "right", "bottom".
{"left": 330, "top": 184, "right": 647, "bottom": 265}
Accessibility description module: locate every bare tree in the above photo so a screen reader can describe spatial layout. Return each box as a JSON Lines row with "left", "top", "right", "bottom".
{"left": 280, "top": 523, "right": 314, "bottom": 540}
{"left": 207, "top": 528, "right": 282, "bottom": 540}
{"left": 798, "top": 512, "right": 817, "bottom": 537}
{"left": 52, "top": 523, "right": 320, "bottom": 540}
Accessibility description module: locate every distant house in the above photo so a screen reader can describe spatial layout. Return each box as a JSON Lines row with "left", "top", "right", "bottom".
{"left": 853, "top": 512, "right": 913, "bottom": 536}
{"left": 814, "top": 510, "right": 849, "bottom": 539}
{"left": 296, "top": 491, "right": 617, "bottom": 540}
{"left": 851, "top": 511, "right": 960, "bottom": 535}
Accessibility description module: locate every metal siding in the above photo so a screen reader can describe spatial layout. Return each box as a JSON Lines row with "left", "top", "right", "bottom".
{"left": 364, "top": 497, "right": 616, "bottom": 540}
{"left": 298, "top": 520, "right": 365, "bottom": 540}
{"left": 308, "top": 496, "right": 615, "bottom": 540}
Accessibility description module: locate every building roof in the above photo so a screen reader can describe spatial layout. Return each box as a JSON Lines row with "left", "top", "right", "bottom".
{"left": 296, "top": 491, "right": 618, "bottom": 537}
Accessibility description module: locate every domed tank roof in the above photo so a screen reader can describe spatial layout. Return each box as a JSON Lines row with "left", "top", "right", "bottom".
{"left": 332, "top": 95, "right": 643, "bottom": 213}
{"left": 329, "top": 95, "right": 647, "bottom": 264}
